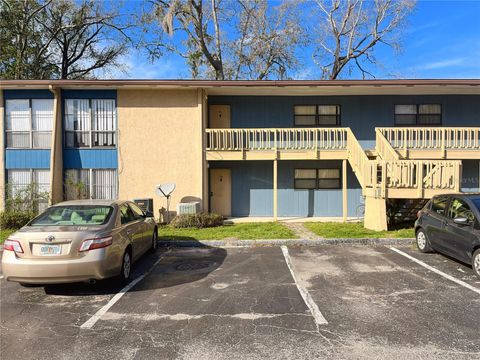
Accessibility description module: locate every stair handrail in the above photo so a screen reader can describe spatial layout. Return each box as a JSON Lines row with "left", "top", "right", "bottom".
{"left": 375, "top": 128, "right": 400, "bottom": 161}
{"left": 346, "top": 128, "right": 375, "bottom": 189}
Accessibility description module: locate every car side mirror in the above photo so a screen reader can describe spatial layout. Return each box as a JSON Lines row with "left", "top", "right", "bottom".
{"left": 144, "top": 211, "right": 154, "bottom": 218}
{"left": 453, "top": 216, "right": 470, "bottom": 226}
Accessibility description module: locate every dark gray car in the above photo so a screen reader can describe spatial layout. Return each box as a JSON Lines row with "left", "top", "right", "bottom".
{"left": 415, "top": 194, "right": 480, "bottom": 278}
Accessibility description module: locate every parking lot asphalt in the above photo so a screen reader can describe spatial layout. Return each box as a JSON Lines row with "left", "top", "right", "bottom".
{"left": 1, "top": 244, "right": 479, "bottom": 360}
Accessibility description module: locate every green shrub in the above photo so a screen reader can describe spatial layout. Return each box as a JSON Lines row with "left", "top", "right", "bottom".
{"left": 0, "top": 211, "right": 36, "bottom": 229}
{"left": 170, "top": 213, "right": 224, "bottom": 229}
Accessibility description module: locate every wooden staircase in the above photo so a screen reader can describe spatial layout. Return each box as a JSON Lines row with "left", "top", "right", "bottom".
{"left": 346, "top": 128, "right": 462, "bottom": 230}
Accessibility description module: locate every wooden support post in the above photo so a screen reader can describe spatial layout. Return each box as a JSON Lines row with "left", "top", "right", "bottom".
{"left": 417, "top": 160, "right": 423, "bottom": 198}
{"left": 441, "top": 128, "right": 446, "bottom": 159}
{"left": 342, "top": 159, "right": 347, "bottom": 222}
{"left": 273, "top": 159, "right": 278, "bottom": 221}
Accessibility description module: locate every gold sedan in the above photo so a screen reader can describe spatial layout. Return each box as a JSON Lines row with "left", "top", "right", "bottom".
{"left": 2, "top": 200, "right": 158, "bottom": 285}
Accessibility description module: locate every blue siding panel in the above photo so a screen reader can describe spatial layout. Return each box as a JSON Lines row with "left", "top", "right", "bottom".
{"left": 209, "top": 95, "right": 480, "bottom": 149}
{"left": 210, "top": 161, "right": 363, "bottom": 217}
{"left": 5, "top": 150, "right": 51, "bottom": 169}
{"left": 61, "top": 90, "right": 116, "bottom": 99}
{"left": 63, "top": 149, "right": 118, "bottom": 169}
{"left": 3, "top": 89, "right": 54, "bottom": 99}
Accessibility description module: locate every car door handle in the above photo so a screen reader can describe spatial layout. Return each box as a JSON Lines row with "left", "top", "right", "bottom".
{"left": 126, "top": 229, "right": 133, "bottom": 236}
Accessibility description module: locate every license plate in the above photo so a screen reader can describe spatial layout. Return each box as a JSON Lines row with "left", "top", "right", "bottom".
{"left": 40, "top": 244, "right": 62, "bottom": 256}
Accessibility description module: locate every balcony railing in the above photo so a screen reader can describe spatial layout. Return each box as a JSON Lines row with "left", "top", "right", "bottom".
{"left": 206, "top": 128, "right": 348, "bottom": 151}
{"left": 377, "top": 127, "right": 480, "bottom": 151}
{"left": 369, "top": 160, "right": 461, "bottom": 198}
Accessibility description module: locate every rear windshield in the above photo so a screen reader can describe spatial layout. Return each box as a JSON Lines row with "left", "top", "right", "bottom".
{"left": 29, "top": 205, "right": 113, "bottom": 226}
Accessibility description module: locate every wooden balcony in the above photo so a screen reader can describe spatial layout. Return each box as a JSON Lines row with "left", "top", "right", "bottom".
{"left": 205, "top": 128, "right": 349, "bottom": 161}
{"left": 377, "top": 127, "right": 480, "bottom": 159}
{"left": 205, "top": 128, "right": 463, "bottom": 201}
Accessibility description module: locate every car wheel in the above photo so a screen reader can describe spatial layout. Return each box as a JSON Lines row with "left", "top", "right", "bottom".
{"left": 416, "top": 229, "right": 432, "bottom": 253}
{"left": 120, "top": 250, "right": 132, "bottom": 283}
{"left": 150, "top": 228, "right": 158, "bottom": 253}
{"left": 472, "top": 249, "right": 480, "bottom": 278}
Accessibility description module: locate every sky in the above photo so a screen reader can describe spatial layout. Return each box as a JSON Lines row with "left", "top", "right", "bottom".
{"left": 112, "top": 0, "right": 480, "bottom": 80}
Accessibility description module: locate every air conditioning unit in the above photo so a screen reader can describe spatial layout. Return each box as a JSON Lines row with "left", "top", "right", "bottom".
{"left": 177, "top": 202, "right": 200, "bottom": 215}
{"left": 133, "top": 198, "right": 154, "bottom": 213}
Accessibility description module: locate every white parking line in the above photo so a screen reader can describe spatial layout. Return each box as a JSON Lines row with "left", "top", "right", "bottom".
{"left": 280, "top": 246, "right": 328, "bottom": 328}
{"left": 390, "top": 247, "right": 480, "bottom": 296}
{"left": 80, "top": 254, "right": 165, "bottom": 329}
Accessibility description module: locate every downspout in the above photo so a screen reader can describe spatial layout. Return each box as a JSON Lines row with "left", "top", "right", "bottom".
{"left": 48, "top": 85, "right": 63, "bottom": 205}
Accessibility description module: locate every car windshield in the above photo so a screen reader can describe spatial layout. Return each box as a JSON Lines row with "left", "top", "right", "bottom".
{"left": 472, "top": 198, "right": 480, "bottom": 212}
{"left": 29, "top": 205, "right": 113, "bottom": 226}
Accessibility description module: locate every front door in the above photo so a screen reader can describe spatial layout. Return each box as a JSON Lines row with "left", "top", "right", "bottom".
{"left": 210, "top": 168, "right": 232, "bottom": 217}
{"left": 209, "top": 105, "right": 231, "bottom": 128}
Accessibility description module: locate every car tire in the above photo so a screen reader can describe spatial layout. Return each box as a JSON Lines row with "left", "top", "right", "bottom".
{"left": 416, "top": 229, "right": 433, "bottom": 253}
{"left": 150, "top": 228, "right": 158, "bottom": 253}
{"left": 119, "top": 249, "right": 132, "bottom": 284}
{"left": 472, "top": 249, "right": 480, "bottom": 278}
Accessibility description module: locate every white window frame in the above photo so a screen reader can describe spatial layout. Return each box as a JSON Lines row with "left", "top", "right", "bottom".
{"left": 5, "top": 99, "right": 53, "bottom": 149}
{"left": 64, "top": 99, "right": 117, "bottom": 148}
{"left": 6, "top": 169, "right": 51, "bottom": 211}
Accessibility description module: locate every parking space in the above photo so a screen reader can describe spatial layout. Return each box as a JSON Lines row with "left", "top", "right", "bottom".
{"left": 1, "top": 244, "right": 479, "bottom": 359}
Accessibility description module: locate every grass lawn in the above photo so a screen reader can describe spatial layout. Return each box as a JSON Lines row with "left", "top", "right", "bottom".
{"left": 158, "top": 222, "right": 297, "bottom": 241}
{"left": 304, "top": 222, "right": 415, "bottom": 239}
{"left": 0, "top": 228, "right": 16, "bottom": 245}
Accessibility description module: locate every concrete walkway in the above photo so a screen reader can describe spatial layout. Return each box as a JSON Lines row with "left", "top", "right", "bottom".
{"left": 284, "top": 222, "right": 323, "bottom": 240}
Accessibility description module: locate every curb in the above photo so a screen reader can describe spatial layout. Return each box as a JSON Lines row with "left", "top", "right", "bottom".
{"left": 159, "top": 238, "right": 416, "bottom": 248}
{"left": 0, "top": 238, "right": 416, "bottom": 253}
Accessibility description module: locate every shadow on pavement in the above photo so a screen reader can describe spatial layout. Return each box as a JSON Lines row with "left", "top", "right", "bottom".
{"left": 43, "top": 239, "right": 227, "bottom": 296}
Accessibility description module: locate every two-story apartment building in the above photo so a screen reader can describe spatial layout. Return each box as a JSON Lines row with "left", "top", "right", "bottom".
{"left": 1, "top": 79, "right": 479, "bottom": 230}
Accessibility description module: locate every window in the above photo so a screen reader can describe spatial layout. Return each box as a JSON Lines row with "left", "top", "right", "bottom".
{"left": 473, "top": 198, "right": 480, "bottom": 212}
{"left": 447, "top": 199, "right": 475, "bottom": 223}
{"left": 6, "top": 169, "right": 50, "bottom": 212}
{"left": 64, "top": 99, "right": 116, "bottom": 148}
{"left": 64, "top": 169, "right": 117, "bottom": 200}
{"left": 294, "top": 169, "right": 317, "bottom": 189}
{"left": 394, "top": 104, "right": 441, "bottom": 125}
{"left": 5, "top": 99, "right": 53, "bottom": 148}
{"left": 431, "top": 196, "right": 449, "bottom": 216}
{"left": 129, "top": 203, "right": 145, "bottom": 219}
{"left": 294, "top": 105, "right": 340, "bottom": 126}
{"left": 318, "top": 168, "right": 341, "bottom": 189}
{"left": 30, "top": 205, "right": 113, "bottom": 226}
{"left": 294, "top": 168, "right": 341, "bottom": 189}
{"left": 120, "top": 204, "right": 135, "bottom": 224}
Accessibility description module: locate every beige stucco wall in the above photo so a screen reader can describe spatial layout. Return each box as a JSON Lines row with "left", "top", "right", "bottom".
{"left": 117, "top": 89, "right": 205, "bottom": 220}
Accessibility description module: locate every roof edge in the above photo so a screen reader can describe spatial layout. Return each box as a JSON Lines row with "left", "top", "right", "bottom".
{"left": 1, "top": 78, "right": 480, "bottom": 87}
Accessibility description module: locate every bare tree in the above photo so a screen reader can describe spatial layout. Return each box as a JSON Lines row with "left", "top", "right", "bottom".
{"left": 146, "top": 0, "right": 303, "bottom": 80}
{"left": 313, "top": 0, "right": 416, "bottom": 79}
{"left": 231, "top": 0, "right": 303, "bottom": 80}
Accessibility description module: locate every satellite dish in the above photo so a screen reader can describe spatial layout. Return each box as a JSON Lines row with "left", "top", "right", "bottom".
{"left": 156, "top": 183, "right": 176, "bottom": 197}
{"left": 155, "top": 183, "right": 176, "bottom": 223}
